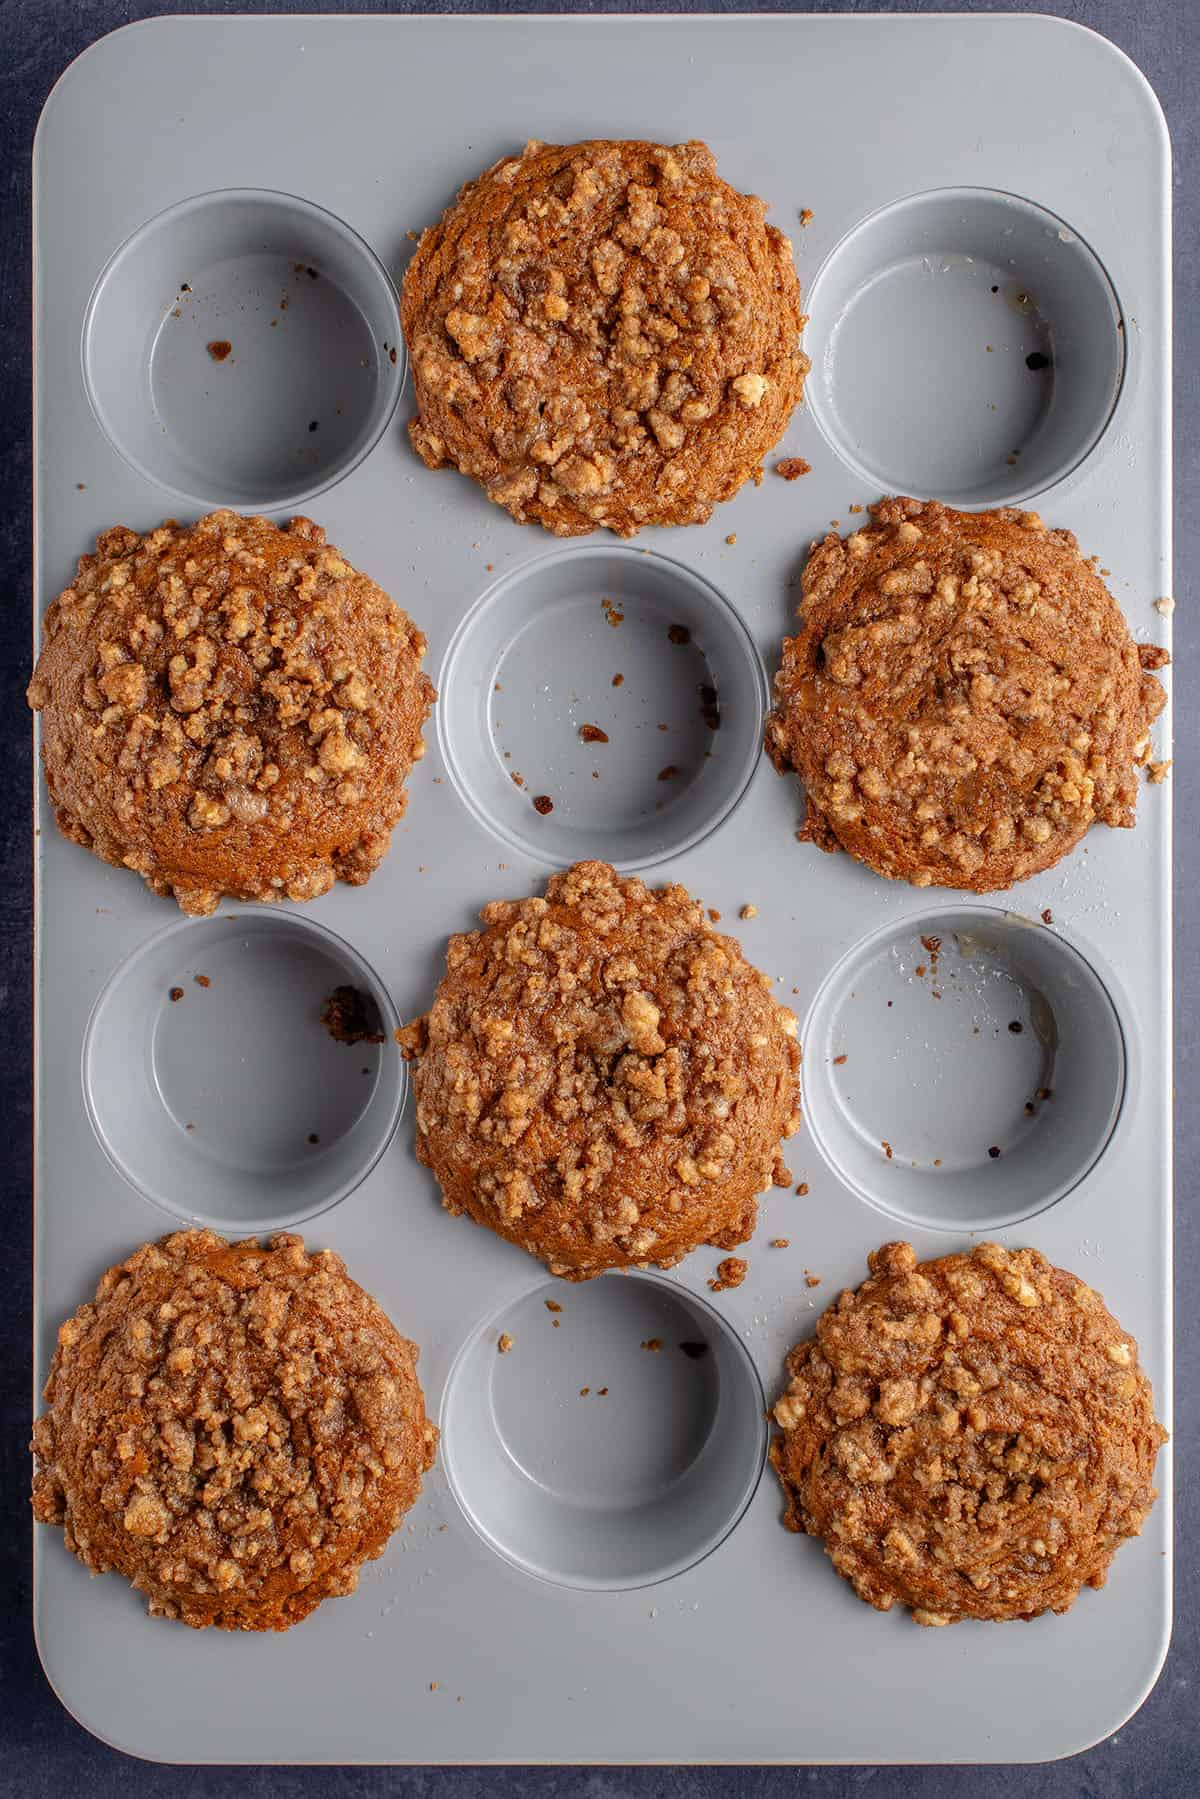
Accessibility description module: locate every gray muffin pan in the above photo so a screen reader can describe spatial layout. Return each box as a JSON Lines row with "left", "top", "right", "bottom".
{"left": 32, "top": 13, "right": 1172, "bottom": 1769}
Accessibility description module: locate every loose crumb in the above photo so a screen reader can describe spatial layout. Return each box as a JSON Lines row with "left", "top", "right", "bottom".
{"left": 849, "top": 503, "right": 864, "bottom": 514}
{"left": 545, "top": 1300, "right": 563, "bottom": 1313}
{"left": 602, "top": 598, "right": 624, "bottom": 628}
{"left": 1154, "top": 596, "right": 1175, "bottom": 616}
{"left": 640, "top": 1338, "right": 663, "bottom": 1352}
{"left": 667, "top": 623, "right": 692, "bottom": 645}
{"left": 532, "top": 794, "right": 554, "bottom": 814}
{"left": 658, "top": 765, "right": 680, "bottom": 781}
{"left": 612, "top": 672, "right": 625, "bottom": 686}
{"left": 988, "top": 1146, "right": 1002, "bottom": 1159}
{"left": 739, "top": 904, "right": 758, "bottom": 920}
{"left": 804, "top": 1271, "right": 822, "bottom": 1288}
{"left": 206, "top": 341, "right": 232, "bottom": 362}
{"left": 709, "top": 1256, "right": 748, "bottom": 1293}
{"left": 775, "top": 458, "right": 811, "bottom": 481}
{"left": 771, "top": 1238, "right": 790, "bottom": 1249}
{"left": 168, "top": 987, "right": 184, "bottom": 1003}
{"left": 796, "top": 1182, "right": 809, "bottom": 1196}
{"left": 193, "top": 974, "right": 211, "bottom": 989}
{"left": 322, "top": 985, "right": 385, "bottom": 1046}
{"left": 833, "top": 1054, "right": 847, "bottom": 1066}
{"left": 579, "top": 723, "right": 609, "bottom": 744}
{"left": 772, "top": 1156, "right": 793, "bottom": 1187}
{"left": 497, "top": 1333, "right": 514, "bottom": 1354}
{"left": 707, "top": 908, "right": 721, "bottom": 922}
{"left": 1041, "top": 908, "right": 1054, "bottom": 925}
{"left": 882, "top": 1141, "right": 893, "bottom": 1160}
{"left": 799, "top": 208, "right": 814, "bottom": 227}
{"left": 1147, "top": 760, "right": 1172, "bottom": 783}
{"left": 725, "top": 533, "right": 737, "bottom": 546}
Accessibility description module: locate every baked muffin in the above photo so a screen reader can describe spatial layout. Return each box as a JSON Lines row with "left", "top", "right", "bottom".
{"left": 397, "top": 861, "right": 801, "bottom": 1279}
{"left": 770, "top": 1241, "right": 1165, "bottom": 1625}
{"left": 31, "top": 1231, "right": 437, "bottom": 1631}
{"left": 28, "top": 512, "right": 434, "bottom": 914}
{"left": 766, "top": 499, "right": 1169, "bottom": 891}
{"left": 402, "top": 138, "right": 808, "bottom": 536}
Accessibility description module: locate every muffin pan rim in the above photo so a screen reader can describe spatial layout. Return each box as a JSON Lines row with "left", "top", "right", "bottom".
{"left": 798, "top": 901, "right": 1132, "bottom": 1235}
{"left": 79, "top": 183, "right": 408, "bottom": 515}
{"left": 435, "top": 540, "right": 771, "bottom": 872}
{"left": 80, "top": 907, "right": 407, "bottom": 1235}
{"left": 800, "top": 181, "right": 1128, "bottom": 511}
{"left": 437, "top": 1267, "right": 769, "bottom": 1594}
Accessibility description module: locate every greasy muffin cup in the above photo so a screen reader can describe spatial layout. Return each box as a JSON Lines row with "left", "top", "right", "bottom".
{"left": 438, "top": 544, "right": 766, "bottom": 869}
{"left": 802, "top": 187, "right": 1124, "bottom": 506}
{"left": 83, "top": 188, "right": 404, "bottom": 511}
{"left": 442, "top": 1272, "right": 765, "bottom": 1589}
{"left": 84, "top": 912, "right": 404, "bottom": 1232}
{"left": 799, "top": 908, "right": 1126, "bottom": 1231}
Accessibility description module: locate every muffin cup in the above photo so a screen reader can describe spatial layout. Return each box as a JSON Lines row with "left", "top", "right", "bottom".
{"left": 440, "top": 1272, "right": 766, "bottom": 1591}
{"left": 82, "top": 188, "right": 405, "bottom": 511}
{"left": 800, "top": 908, "right": 1126, "bottom": 1232}
{"left": 802, "top": 187, "right": 1125, "bottom": 506}
{"left": 82, "top": 911, "right": 404, "bottom": 1233}
{"left": 438, "top": 546, "right": 767, "bottom": 870}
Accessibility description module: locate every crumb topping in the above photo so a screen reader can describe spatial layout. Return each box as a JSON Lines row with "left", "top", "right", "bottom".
{"left": 31, "top": 1231, "right": 436, "bottom": 1631}
{"left": 397, "top": 861, "right": 800, "bottom": 1279}
{"left": 770, "top": 1240, "right": 1165, "bottom": 1624}
{"left": 766, "top": 499, "right": 1168, "bottom": 891}
{"left": 27, "top": 512, "right": 434, "bottom": 914}
{"left": 402, "top": 139, "right": 808, "bottom": 536}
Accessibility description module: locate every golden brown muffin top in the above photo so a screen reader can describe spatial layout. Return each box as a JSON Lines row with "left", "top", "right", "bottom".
{"left": 402, "top": 138, "right": 808, "bottom": 535}
{"left": 398, "top": 861, "right": 801, "bottom": 1278}
{"left": 766, "top": 499, "right": 1168, "bottom": 892}
{"left": 28, "top": 511, "right": 434, "bottom": 913}
{"left": 770, "top": 1240, "right": 1165, "bottom": 1625}
{"left": 31, "top": 1231, "right": 437, "bottom": 1631}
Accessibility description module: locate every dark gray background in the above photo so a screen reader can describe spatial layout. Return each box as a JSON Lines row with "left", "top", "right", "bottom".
{"left": 0, "top": 2, "right": 1193, "bottom": 1793}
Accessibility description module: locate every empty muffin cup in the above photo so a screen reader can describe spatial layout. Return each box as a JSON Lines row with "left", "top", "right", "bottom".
{"left": 802, "top": 187, "right": 1125, "bottom": 506}
{"left": 441, "top": 1273, "right": 766, "bottom": 1590}
{"left": 438, "top": 546, "right": 767, "bottom": 869}
{"left": 800, "top": 909, "right": 1126, "bottom": 1231}
{"left": 82, "top": 188, "right": 405, "bottom": 510}
{"left": 83, "top": 912, "right": 404, "bottom": 1232}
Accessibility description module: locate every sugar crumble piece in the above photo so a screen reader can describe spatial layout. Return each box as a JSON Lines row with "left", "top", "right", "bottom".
{"left": 775, "top": 458, "right": 811, "bottom": 481}
{"left": 709, "top": 1255, "right": 748, "bottom": 1293}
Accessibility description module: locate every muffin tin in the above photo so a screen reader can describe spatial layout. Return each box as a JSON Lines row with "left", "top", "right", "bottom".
{"left": 32, "top": 13, "right": 1172, "bottom": 1767}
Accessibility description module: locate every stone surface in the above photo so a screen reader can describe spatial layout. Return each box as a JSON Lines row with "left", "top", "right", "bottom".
{"left": 0, "top": 1, "right": 1194, "bottom": 1792}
